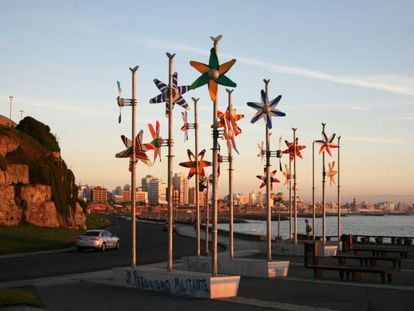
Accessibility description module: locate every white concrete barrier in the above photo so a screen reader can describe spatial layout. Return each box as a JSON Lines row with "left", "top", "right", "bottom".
{"left": 113, "top": 266, "right": 240, "bottom": 299}
{"left": 182, "top": 256, "right": 289, "bottom": 278}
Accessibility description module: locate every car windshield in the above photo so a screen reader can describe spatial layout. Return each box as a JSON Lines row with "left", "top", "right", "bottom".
{"left": 83, "top": 231, "right": 100, "bottom": 237}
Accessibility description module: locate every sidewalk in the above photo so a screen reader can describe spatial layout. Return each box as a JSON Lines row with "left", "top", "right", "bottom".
{"left": 2, "top": 223, "right": 413, "bottom": 311}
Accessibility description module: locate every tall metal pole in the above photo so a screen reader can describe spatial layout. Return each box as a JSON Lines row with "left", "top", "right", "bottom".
{"left": 193, "top": 97, "right": 201, "bottom": 257}
{"left": 211, "top": 37, "right": 220, "bottom": 276}
{"left": 337, "top": 136, "right": 341, "bottom": 241}
{"left": 312, "top": 141, "right": 316, "bottom": 241}
{"left": 167, "top": 53, "right": 175, "bottom": 272}
{"left": 288, "top": 159, "right": 292, "bottom": 240}
{"left": 205, "top": 175, "right": 210, "bottom": 255}
{"left": 322, "top": 123, "right": 327, "bottom": 244}
{"left": 264, "top": 79, "right": 272, "bottom": 262}
{"left": 226, "top": 89, "right": 234, "bottom": 259}
{"left": 9, "top": 96, "right": 13, "bottom": 120}
{"left": 293, "top": 128, "right": 298, "bottom": 244}
{"left": 19, "top": 110, "right": 23, "bottom": 121}
{"left": 130, "top": 66, "right": 138, "bottom": 268}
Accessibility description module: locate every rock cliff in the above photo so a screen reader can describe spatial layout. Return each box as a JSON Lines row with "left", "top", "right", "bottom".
{"left": 0, "top": 115, "right": 86, "bottom": 229}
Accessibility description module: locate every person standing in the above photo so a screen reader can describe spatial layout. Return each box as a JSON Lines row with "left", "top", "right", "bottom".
{"left": 305, "top": 219, "right": 312, "bottom": 239}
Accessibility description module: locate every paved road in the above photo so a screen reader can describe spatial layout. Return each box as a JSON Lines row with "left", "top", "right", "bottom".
{"left": 0, "top": 216, "right": 206, "bottom": 282}
{"left": 1, "top": 219, "right": 413, "bottom": 311}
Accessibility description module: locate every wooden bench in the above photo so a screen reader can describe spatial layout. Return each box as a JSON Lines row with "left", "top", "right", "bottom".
{"left": 333, "top": 254, "right": 402, "bottom": 268}
{"left": 352, "top": 246, "right": 409, "bottom": 259}
{"left": 307, "top": 264, "right": 399, "bottom": 283}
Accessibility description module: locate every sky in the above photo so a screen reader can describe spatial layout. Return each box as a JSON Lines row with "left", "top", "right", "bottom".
{"left": 1, "top": 0, "right": 413, "bottom": 203}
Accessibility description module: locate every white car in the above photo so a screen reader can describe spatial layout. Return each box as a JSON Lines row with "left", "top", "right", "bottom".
{"left": 75, "top": 229, "right": 120, "bottom": 252}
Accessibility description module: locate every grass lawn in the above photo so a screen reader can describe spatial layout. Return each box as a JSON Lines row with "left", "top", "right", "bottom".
{"left": 0, "top": 286, "right": 43, "bottom": 308}
{"left": 0, "top": 214, "right": 110, "bottom": 256}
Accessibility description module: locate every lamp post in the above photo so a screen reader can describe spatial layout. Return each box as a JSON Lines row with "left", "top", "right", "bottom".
{"left": 9, "top": 96, "right": 13, "bottom": 120}
{"left": 293, "top": 128, "right": 298, "bottom": 244}
{"left": 19, "top": 110, "right": 24, "bottom": 121}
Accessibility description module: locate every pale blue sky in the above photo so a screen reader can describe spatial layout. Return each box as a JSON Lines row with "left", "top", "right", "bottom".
{"left": 1, "top": 0, "right": 413, "bottom": 202}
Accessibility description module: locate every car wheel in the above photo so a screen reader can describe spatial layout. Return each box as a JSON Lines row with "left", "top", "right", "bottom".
{"left": 101, "top": 242, "right": 106, "bottom": 252}
{"left": 115, "top": 241, "right": 120, "bottom": 249}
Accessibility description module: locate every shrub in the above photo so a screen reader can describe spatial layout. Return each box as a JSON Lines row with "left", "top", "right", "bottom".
{"left": 17, "top": 117, "right": 60, "bottom": 152}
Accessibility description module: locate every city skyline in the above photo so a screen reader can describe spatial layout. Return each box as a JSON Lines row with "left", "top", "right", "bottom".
{"left": 1, "top": 1, "right": 413, "bottom": 203}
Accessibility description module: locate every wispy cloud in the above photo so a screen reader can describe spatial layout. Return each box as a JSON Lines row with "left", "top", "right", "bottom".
{"left": 134, "top": 35, "right": 414, "bottom": 97}
{"left": 347, "top": 136, "right": 411, "bottom": 145}
{"left": 1, "top": 93, "right": 112, "bottom": 119}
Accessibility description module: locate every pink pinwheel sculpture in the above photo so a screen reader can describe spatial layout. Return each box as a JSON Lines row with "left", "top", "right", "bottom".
{"left": 247, "top": 89, "right": 285, "bottom": 129}
{"left": 256, "top": 169, "right": 280, "bottom": 191}
{"left": 180, "top": 111, "right": 189, "bottom": 141}
{"left": 328, "top": 161, "right": 337, "bottom": 186}
{"left": 282, "top": 164, "right": 291, "bottom": 186}
{"left": 217, "top": 107, "right": 244, "bottom": 136}
{"left": 115, "top": 130, "right": 152, "bottom": 170}
{"left": 149, "top": 72, "right": 190, "bottom": 117}
{"left": 214, "top": 107, "right": 243, "bottom": 154}
{"left": 190, "top": 48, "right": 236, "bottom": 101}
{"left": 179, "top": 149, "right": 212, "bottom": 180}
{"left": 145, "top": 121, "right": 164, "bottom": 162}
{"left": 282, "top": 138, "right": 306, "bottom": 161}
{"left": 315, "top": 129, "right": 338, "bottom": 157}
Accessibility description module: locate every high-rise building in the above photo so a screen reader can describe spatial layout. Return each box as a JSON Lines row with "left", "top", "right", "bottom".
{"left": 141, "top": 175, "right": 153, "bottom": 192}
{"left": 172, "top": 172, "right": 188, "bottom": 205}
{"left": 188, "top": 187, "right": 207, "bottom": 206}
{"left": 148, "top": 178, "right": 167, "bottom": 205}
{"left": 91, "top": 186, "right": 108, "bottom": 203}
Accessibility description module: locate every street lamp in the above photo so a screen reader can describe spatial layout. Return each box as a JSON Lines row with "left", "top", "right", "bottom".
{"left": 9, "top": 96, "right": 13, "bottom": 120}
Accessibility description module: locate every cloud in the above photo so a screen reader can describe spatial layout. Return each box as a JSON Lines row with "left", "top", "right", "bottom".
{"left": 134, "top": 35, "right": 414, "bottom": 97}
{"left": 347, "top": 136, "right": 410, "bottom": 145}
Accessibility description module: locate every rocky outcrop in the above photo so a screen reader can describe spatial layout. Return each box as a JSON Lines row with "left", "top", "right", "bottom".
{"left": 0, "top": 115, "right": 16, "bottom": 128}
{"left": 20, "top": 184, "right": 60, "bottom": 228}
{"left": 0, "top": 135, "right": 18, "bottom": 156}
{"left": 0, "top": 115, "right": 86, "bottom": 229}
{"left": 0, "top": 185, "right": 22, "bottom": 225}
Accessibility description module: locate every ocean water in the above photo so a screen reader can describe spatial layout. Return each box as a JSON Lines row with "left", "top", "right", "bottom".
{"left": 218, "top": 215, "right": 414, "bottom": 239}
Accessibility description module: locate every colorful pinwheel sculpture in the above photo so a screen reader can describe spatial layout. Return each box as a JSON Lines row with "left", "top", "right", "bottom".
{"left": 282, "top": 164, "right": 291, "bottom": 186}
{"left": 315, "top": 129, "right": 338, "bottom": 157}
{"left": 282, "top": 138, "right": 306, "bottom": 161}
{"left": 257, "top": 141, "right": 265, "bottom": 162}
{"left": 247, "top": 90, "right": 285, "bottom": 129}
{"left": 328, "top": 161, "right": 337, "bottom": 186}
{"left": 190, "top": 48, "right": 236, "bottom": 101}
{"left": 215, "top": 108, "right": 242, "bottom": 154}
{"left": 181, "top": 111, "right": 189, "bottom": 141}
{"left": 179, "top": 149, "right": 212, "bottom": 180}
{"left": 115, "top": 130, "right": 152, "bottom": 170}
{"left": 145, "top": 121, "right": 164, "bottom": 162}
{"left": 149, "top": 72, "right": 190, "bottom": 117}
{"left": 256, "top": 169, "right": 280, "bottom": 191}
{"left": 217, "top": 107, "right": 244, "bottom": 136}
